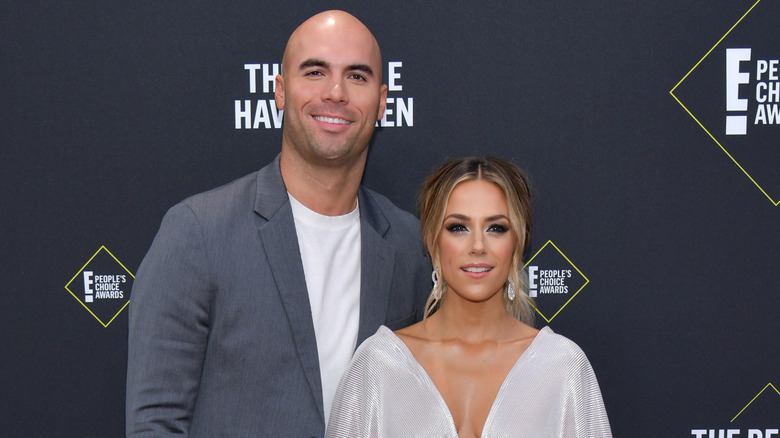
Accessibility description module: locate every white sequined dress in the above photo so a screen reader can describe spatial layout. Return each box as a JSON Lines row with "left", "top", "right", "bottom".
{"left": 326, "top": 326, "right": 612, "bottom": 437}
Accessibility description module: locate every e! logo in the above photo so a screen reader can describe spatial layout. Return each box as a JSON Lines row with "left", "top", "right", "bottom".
{"left": 726, "top": 48, "right": 751, "bottom": 135}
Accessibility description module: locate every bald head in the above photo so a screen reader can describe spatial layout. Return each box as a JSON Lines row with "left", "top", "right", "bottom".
{"left": 282, "top": 10, "right": 383, "bottom": 82}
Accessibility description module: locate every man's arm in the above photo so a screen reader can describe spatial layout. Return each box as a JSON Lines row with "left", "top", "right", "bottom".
{"left": 126, "top": 203, "right": 212, "bottom": 436}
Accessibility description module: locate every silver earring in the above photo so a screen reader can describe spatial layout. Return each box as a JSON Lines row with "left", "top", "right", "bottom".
{"left": 432, "top": 269, "right": 442, "bottom": 300}
{"left": 507, "top": 277, "right": 516, "bottom": 301}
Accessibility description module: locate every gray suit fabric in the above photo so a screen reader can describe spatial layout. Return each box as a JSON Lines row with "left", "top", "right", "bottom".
{"left": 126, "top": 155, "right": 430, "bottom": 437}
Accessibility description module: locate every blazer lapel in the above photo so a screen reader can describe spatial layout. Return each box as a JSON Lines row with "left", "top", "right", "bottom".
{"left": 356, "top": 188, "right": 396, "bottom": 345}
{"left": 254, "top": 156, "right": 324, "bottom": 423}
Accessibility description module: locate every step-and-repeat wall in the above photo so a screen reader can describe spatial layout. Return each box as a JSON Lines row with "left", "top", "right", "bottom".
{"left": 3, "top": 0, "right": 778, "bottom": 436}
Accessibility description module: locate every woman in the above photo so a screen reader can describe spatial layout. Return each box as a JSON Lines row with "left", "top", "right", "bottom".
{"left": 326, "top": 157, "right": 612, "bottom": 437}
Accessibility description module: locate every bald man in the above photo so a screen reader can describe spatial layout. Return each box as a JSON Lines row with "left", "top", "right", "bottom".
{"left": 126, "top": 10, "right": 430, "bottom": 437}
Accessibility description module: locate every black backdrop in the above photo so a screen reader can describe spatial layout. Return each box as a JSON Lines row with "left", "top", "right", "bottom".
{"left": 2, "top": 0, "right": 778, "bottom": 436}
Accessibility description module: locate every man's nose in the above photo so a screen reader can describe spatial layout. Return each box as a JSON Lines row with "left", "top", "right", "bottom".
{"left": 322, "top": 76, "right": 347, "bottom": 103}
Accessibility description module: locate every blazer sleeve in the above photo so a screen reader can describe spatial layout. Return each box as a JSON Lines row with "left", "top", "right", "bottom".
{"left": 126, "top": 203, "right": 213, "bottom": 436}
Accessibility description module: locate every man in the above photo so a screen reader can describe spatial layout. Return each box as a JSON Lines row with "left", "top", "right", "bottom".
{"left": 126, "top": 10, "right": 430, "bottom": 437}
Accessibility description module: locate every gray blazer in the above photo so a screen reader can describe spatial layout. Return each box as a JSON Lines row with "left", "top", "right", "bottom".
{"left": 126, "top": 155, "right": 430, "bottom": 437}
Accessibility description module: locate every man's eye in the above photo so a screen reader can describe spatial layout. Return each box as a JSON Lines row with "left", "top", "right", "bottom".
{"left": 349, "top": 73, "right": 367, "bottom": 81}
{"left": 306, "top": 70, "right": 324, "bottom": 77}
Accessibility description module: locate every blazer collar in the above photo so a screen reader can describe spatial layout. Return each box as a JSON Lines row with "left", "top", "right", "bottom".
{"left": 253, "top": 153, "right": 390, "bottom": 238}
{"left": 253, "top": 154, "right": 288, "bottom": 221}
{"left": 357, "top": 186, "right": 390, "bottom": 237}
{"left": 254, "top": 155, "right": 324, "bottom": 423}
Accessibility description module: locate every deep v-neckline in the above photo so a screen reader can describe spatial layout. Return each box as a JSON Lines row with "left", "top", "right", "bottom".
{"left": 384, "top": 326, "right": 549, "bottom": 437}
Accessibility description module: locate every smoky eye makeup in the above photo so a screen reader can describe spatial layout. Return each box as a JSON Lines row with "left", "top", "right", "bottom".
{"left": 487, "top": 223, "right": 509, "bottom": 233}
{"left": 444, "top": 221, "right": 468, "bottom": 233}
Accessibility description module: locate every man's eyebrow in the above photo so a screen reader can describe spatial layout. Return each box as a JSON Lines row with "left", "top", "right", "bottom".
{"left": 298, "top": 60, "right": 374, "bottom": 77}
{"left": 299, "top": 58, "right": 328, "bottom": 70}
{"left": 347, "top": 64, "right": 374, "bottom": 77}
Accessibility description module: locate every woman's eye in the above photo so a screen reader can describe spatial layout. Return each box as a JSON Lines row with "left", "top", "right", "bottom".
{"left": 487, "top": 224, "right": 509, "bottom": 234}
{"left": 445, "top": 223, "right": 468, "bottom": 233}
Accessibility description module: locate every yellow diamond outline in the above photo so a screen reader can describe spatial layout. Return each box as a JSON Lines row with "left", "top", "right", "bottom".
{"left": 523, "top": 240, "right": 590, "bottom": 323}
{"left": 731, "top": 382, "right": 779, "bottom": 422}
{"left": 64, "top": 245, "right": 135, "bottom": 328}
{"left": 669, "top": 0, "right": 779, "bottom": 206}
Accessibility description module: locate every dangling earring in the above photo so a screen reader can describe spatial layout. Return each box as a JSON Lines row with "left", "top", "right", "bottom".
{"left": 507, "top": 277, "right": 516, "bottom": 301}
{"left": 432, "top": 268, "right": 442, "bottom": 300}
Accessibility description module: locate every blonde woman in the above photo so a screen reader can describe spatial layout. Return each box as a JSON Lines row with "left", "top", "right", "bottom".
{"left": 326, "top": 157, "right": 611, "bottom": 437}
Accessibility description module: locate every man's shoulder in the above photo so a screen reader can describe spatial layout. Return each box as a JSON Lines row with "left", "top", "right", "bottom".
{"left": 174, "top": 156, "right": 284, "bottom": 217}
{"left": 151, "top": 171, "right": 264, "bottom": 242}
{"left": 179, "top": 171, "right": 259, "bottom": 212}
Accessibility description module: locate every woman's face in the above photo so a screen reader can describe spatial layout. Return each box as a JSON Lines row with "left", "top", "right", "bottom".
{"left": 437, "top": 179, "right": 516, "bottom": 305}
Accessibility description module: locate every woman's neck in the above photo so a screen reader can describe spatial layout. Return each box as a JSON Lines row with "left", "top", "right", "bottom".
{"left": 426, "top": 296, "right": 520, "bottom": 344}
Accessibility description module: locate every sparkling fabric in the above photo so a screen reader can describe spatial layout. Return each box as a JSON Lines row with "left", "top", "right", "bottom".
{"left": 326, "top": 326, "right": 612, "bottom": 437}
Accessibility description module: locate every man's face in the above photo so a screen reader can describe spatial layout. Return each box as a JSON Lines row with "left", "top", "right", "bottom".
{"left": 276, "top": 15, "right": 387, "bottom": 167}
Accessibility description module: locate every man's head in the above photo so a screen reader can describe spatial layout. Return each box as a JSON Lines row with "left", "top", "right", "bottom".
{"left": 275, "top": 10, "right": 387, "bottom": 169}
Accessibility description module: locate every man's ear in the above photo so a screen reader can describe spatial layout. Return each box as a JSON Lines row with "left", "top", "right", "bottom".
{"left": 275, "top": 75, "right": 285, "bottom": 109}
{"left": 376, "top": 84, "right": 388, "bottom": 121}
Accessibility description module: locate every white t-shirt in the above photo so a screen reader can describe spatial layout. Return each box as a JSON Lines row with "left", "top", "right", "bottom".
{"left": 289, "top": 194, "right": 361, "bottom": 426}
